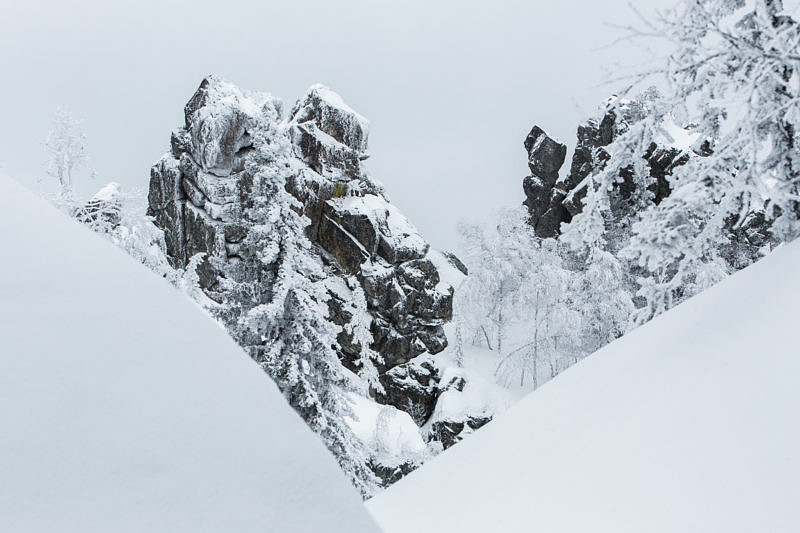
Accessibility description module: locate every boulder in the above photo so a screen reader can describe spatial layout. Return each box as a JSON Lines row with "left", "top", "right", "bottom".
{"left": 76, "top": 182, "right": 123, "bottom": 230}
{"left": 428, "top": 416, "right": 493, "bottom": 450}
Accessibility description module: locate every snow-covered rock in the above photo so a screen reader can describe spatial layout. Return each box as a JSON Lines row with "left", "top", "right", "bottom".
{"left": 0, "top": 173, "right": 379, "bottom": 533}
{"left": 75, "top": 181, "right": 123, "bottom": 229}
{"left": 147, "top": 76, "right": 458, "bottom": 486}
{"left": 289, "top": 84, "right": 370, "bottom": 180}
{"left": 368, "top": 237, "right": 800, "bottom": 533}
{"left": 149, "top": 77, "right": 453, "bottom": 372}
{"left": 523, "top": 98, "right": 690, "bottom": 238}
{"left": 182, "top": 75, "right": 281, "bottom": 176}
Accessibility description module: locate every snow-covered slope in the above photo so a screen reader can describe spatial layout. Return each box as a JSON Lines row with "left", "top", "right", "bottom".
{"left": 368, "top": 240, "right": 800, "bottom": 533}
{"left": 0, "top": 174, "right": 378, "bottom": 533}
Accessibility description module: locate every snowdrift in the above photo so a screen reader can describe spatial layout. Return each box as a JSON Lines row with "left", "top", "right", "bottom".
{"left": 369, "top": 239, "right": 800, "bottom": 532}
{"left": 0, "top": 174, "right": 378, "bottom": 533}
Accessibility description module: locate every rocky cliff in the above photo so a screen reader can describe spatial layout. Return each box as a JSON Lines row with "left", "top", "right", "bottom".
{"left": 523, "top": 95, "right": 772, "bottom": 265}
{"left": 522, "top": 98, "right": 689, "bottom": 239}
{"left": 147, "top": 76, "right": 463, "bottom": 483}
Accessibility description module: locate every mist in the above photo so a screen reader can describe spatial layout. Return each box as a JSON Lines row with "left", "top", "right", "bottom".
{"left": 0, "top": 0, "right": 668, "bottom": 251}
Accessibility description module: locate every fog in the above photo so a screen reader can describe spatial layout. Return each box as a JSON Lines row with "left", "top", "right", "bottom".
{"left": 0, "top": 0, "right": 669, "bottom": 251}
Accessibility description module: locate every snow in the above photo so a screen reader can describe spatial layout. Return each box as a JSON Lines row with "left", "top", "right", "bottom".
{"left": 90, "top": 181, "right": 122, "bottom": 202}
{"left": 418, "top": 338, "right": 519, "bottom": 441}
{"left": 185, "top": 75, "right": 280, "bottom": 175}
{"left": 427, "top": 249, "right": 466, "bottom": 293}
{"left": 426, "top": 364, "right": 512, "bottom": 425}
{"left": 346, "top": 394, "right": 426, "bottom": 466}
{"left": 0, "top": 174, "right": 379, "bottom": 533}
{"left": 369, "top": 240, "right": 800, "bottom": 533}
{"left": 659, "top": 119, "right": 700, "bottom": 152}
{"left": 197, "top": 74, "right": 276, "bottom": 122}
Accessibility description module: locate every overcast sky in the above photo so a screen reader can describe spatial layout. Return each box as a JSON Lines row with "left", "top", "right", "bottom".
{"left": 1, "top": 0, "right": 671, "bottom": 251}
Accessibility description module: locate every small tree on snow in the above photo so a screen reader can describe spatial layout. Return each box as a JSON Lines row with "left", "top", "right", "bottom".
{"left": 457, "top": 209, "right": 535, "bottom": 354}
{"left": 457, "top": 209, "right": 587, "bottom": 389}
{"left": 493, "top": 239, "right": 582, "bottom": 388}
{"left": 43, "top": 109, "right": 92, "bottom": 202}
{"left": 345, "top": 280, "right": 385, "bottom": 395}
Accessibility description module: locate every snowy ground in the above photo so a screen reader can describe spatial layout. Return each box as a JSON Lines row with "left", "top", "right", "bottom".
{"left": 368, "top": 239, "right": 800, "bottom": 532}
{"left": 0, "top": 174, "right": 379, "bottom": 533}
{"left": 345, "top": 248, "right": 520, "bottom": 469}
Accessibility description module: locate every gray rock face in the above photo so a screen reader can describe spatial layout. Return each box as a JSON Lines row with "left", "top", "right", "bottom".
{"left": 525, "top": 126, "right": 567, "bottom": 185}
{"left": 288, "top": 85, "right": 369, "bottom": 181}
{"left": 148, "top": 76, "right": 454, "bottom": 427}
{"left": 376, "top": 358, "right": 441, "bottom": 425}
{"left": 429, "top": 416, "right": 493, "bottom": 450}
{"left": 521, "top": 126, "right": 569, "bottom": 238}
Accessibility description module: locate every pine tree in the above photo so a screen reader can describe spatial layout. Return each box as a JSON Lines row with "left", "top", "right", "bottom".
{"left": 345, "top": 279, "right": 385, "bottom": 396}
{"left": 213, "top": 124, "right": 380, "bottom": 496}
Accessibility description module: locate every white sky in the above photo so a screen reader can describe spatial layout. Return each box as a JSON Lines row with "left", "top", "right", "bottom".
{"left": 0, "top": 0, "right": 670, "bottom": 251}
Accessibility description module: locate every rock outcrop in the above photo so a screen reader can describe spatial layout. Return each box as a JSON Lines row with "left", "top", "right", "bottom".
{"left": 148, "top": 76, "right": 456, "bottom": 443}
{"left": 521, "top": 127, "right": 569, "bottom": 238}
{"left": 522, "top": 95, "right": 774, "bottom": 271}
{"left": 523, "top": 100, "right": 690, "bottom": 238}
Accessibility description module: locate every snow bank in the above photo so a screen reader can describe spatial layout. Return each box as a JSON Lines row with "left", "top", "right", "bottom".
{"left": 425, "top": 365, "right": 511, "bottom": 425}
{"left": 0, "top": 174, "right": 378, "bottom": 533}
{"left": 346, "top": 393, "right": 426, "bottom": 466}
{"left": 369, "top": 240, "right": 800, "bottom": 533}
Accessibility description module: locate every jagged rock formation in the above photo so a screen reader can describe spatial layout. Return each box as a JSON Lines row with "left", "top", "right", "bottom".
{"left": 523, "top": 102, "right": 688, "bottom": 239}
{"left": 523, "top": 99, "right": 774, "bottom": 267}
{"left": 147, "top": 76, "right": 459, "bottom": 481}
{"left": 522, "top": 127, "right": 569, "bottom": 238}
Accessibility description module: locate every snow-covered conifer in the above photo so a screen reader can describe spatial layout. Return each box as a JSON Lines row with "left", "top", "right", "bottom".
{"left": 213, "top": 124, "right": 380, "bottom": 496}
